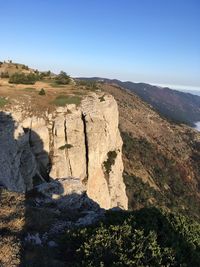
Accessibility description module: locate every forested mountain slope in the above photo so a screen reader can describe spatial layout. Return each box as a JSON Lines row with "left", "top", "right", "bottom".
{"left": 101, "top": 83, "right": 200, "bottom": 221}
{"left": 80, "top": 77, "right": 200, "bottom": 126}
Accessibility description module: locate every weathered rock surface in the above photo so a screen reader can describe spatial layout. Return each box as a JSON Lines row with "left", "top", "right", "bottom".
{"left": 35, "top": 177, "right": 101, "bottom": 213}
{"left": 81, "top": 95, "right": 127, "bottom": 209}
{"left": 0, "top": 93, "right": 128, "bottom": 209}
{"left": 0, "top": 112, "right": 36, "bottom": 192}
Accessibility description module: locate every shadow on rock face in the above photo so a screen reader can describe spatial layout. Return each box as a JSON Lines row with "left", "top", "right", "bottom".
{"left": 0, "top": 177, "right": 105, "bottom": 266}
{"left": 20, "top": 177, "right": 105, "bottom": 267}
{"left": 0, "top": 111, "right": 50, "bottom": 192}
{"left": 0, "top": 111, "right": 106, "bottom": 266}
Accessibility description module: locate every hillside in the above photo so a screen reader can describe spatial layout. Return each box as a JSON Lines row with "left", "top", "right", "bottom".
{"left": 79, "top": 78, "right": 200, "bottom": 127}
{"left": 101, "top": 83, "right": 200, "bottom": 221}
{"left": 0, "top": 61, "right": 34, "bottom": 76}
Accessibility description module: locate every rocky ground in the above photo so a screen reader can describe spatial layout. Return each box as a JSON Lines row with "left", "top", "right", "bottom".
{"left": 0, "top": 178, "right": 105, "bottom": 266}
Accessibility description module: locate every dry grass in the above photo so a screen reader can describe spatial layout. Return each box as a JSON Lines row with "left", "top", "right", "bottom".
{"left": 0, "top": 189, "right": 25, "bottom": 266}
{"left": 52, "top": 95, "right": 82, "bottom": 106}
{"left": 0, "top": 78, "right": 89, "bottom": 116}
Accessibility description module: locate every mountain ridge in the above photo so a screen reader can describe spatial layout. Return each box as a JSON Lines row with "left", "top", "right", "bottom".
{"left": 78, "top": 77, "right": 200, "bottom": 127}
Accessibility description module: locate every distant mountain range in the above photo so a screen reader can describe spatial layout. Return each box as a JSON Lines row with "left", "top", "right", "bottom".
{"left": 78, "top": 77, "right": 200, "bottom": 127}
{"left": 180, "top": 90, "right": 200, "bottom": 97}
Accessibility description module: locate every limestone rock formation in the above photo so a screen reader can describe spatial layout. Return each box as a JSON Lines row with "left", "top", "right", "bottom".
{"left": 0, "top": 112, "right": 36, "bottom": 191}
{"left": 0, "top": 93, "right": 128, "bottom": 209}
{"left": 81, "top": 95, "right": 127, "bottom": 209}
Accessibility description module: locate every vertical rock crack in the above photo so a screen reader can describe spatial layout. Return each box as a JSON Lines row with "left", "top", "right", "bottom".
{"left": 64, "top": 118, "right": 73, "bottom": 176}
{"left": 81, "top": 112, "right": 89, "bottom": 181}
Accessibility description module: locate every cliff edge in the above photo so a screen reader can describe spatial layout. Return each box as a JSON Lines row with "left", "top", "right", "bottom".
{"left": 0, "top": 93, "right": 127, "bottom": 209}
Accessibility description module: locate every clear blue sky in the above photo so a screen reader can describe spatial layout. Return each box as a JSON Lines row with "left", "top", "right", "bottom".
{"left": 1, "top": 0, "right": 200, "bottom": 89}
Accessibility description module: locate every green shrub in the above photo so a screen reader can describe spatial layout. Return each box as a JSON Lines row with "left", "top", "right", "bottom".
{"left": 55, "top": 71, "right": 70, "bottom": 85}
{"left": 39, "top": 71, "right": 51, "bottom": 80}
{"left": 38, "top": 88, "right": 46, "bottom": 95}
{"left": 59, "top": 144, "right": 73, "bottom": 150}
{"left": 77, "top": 80, "right": 98, "bottom": 91}
{"left": 1, "top": 72, "right": 9, "bottom": 78}
{"left": 52, "top": 95, "right": 81, "bottom": 106}
{"left": 9, "top": 72, "right": 39, "bottom": 84}
{"left": 22, "top": 64, "right": 29, "bottom": 70}
{"left": 99, "top": 95, "right": 105, "bottom": 102}
{"left": 0, "top": 97, "right": 8, "bottom": 107}
{"left": 60, "top": 208, "right": 200, "bottom": 267}
{"left": 103, "top": 151, "right": 117, "bottom": 177}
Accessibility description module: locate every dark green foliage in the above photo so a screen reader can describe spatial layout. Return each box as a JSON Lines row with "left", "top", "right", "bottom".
{"left": 124, "top": 173, "right": 161, "bottom": 209}
{"left": 22, "top": 64, "right": 29, "bottom": 70}
{"left": 1, "top": 71, "right": 9, "bottom": 78}
{"left": 9, "top": 72, "right": 39, "bottom": 84}
{"left": 0, "top": 97, "right": 8, "bottom": 107}
{"left": 55, "top": 71, "right": 70, "bottom": 85}
{"left": 59, "top": 144, "right": 73, "bottom": 150}
{"left": 99, "top": 95, "right": 106, "bottom": 102}
{"left": 103, "top": 150, "right": 117, "bottom": 177}
{"left": 77, "top": 79, "right": 98, "bottom": 91}
{"left": 122, "top": 132, "right": 200, "bottom": 221}
{"left": 39, "top": 70, "right": 51, "bottom": 80}
{"left": 60, "top": 208, "right": 200, "bottom": 267}
{"left": 38, "top": 88, "right": 46, "bottom": 96}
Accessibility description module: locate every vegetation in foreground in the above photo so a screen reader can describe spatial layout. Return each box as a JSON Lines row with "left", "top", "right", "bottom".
{"left": 0, "top": 97, "right": 8, "bottom": 107}
{"left": 2, "top": 188, "right": 200, "bottom": 267}
{"left": 60, "top": 208, "right": 200, "bottom": 267}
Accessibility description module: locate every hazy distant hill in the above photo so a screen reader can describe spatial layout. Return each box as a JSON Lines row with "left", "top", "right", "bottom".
{"left": 79, "top": 77, "right": 200, "bottom": 126}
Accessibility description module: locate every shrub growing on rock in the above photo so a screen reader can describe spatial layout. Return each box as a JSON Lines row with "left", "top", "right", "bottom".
{"left": 103, "top": 150, "right": 117, "bottom": 177}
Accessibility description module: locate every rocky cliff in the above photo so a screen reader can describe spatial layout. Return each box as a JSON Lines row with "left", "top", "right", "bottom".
{"left": 0, "top": 93, "right": 127, "bottom": 209}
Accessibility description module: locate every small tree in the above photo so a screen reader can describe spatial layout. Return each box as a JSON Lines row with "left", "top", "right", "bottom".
{"left": 22, "top": 64, "right": 29, "bottom": 70}
{"left": 55, "top": 71, "right": 70, "bottom": 85}
{"left": 1, "top": 72, "right": 9, "bottom": 78}
{"left": 38, "top": 88, "right": 46, "bottom": 95}
{"left": 9, "top": 72, "right": 39, "bottom": 84}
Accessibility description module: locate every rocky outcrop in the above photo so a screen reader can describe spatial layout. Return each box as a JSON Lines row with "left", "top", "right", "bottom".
{"left": 0, "top": 93, "right": 128, "bottom": 209}
{"left": 81, "top": 95, "right": 127, "bottom": 209}
{"left": 0, "top": 112, "right": 36, "bottom": 192}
